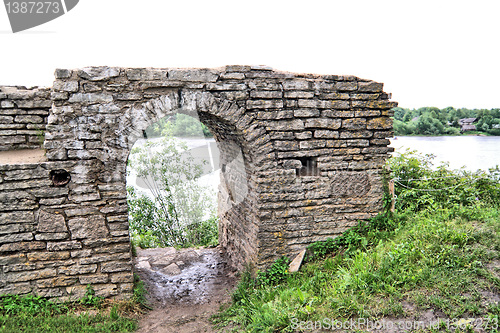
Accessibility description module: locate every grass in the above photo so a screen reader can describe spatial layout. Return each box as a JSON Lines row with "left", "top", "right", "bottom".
{"left": 213, "top": 151, "right": 500, "bottom": 332}
{"left": 0, "top": 275, "right": 148, "bottom": 333}
{"left": 214, "top": 207, "right": 500, "bottom": 332}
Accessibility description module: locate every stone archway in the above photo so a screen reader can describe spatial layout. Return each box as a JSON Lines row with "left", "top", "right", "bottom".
{"left": 114, "top": 90, "right": 263, "bottom": 269}
{"left": 0, "top": 65, "right": 396, "bottom": 299}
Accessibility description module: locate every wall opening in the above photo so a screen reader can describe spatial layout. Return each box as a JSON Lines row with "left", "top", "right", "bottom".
{"left": 296, "top": 157, "right": 319, "bottom": 177}
{"left": 126, "top": 113, "right": 219, "bottom": 249}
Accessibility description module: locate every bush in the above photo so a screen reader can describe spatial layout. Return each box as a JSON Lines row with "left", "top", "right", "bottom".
{"left": 388, "top": 149, "right": 500, "bottom": 212}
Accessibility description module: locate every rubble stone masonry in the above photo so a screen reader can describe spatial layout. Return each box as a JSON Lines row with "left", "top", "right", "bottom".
{"left": 0, "top": 66, "right": 396, "bottom": 299}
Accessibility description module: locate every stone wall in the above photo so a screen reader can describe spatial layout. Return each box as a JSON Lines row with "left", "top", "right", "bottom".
{"left": 0, "top": 161, "right": 133, "bottom": 300}
{"left": 0, "top": 86, "right": 51, "bottom": 151}
{"left": 0, "top": 65, "right": 396, "bottom": 299}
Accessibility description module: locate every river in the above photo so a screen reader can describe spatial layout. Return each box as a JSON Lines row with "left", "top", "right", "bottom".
{"left": 127, "top": 135, "right": 500, "bottom": 194}
{"left": 390, "top": 136, "right": 500, "bottom": 171}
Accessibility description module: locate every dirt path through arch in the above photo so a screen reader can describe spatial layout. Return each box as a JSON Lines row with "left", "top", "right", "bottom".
{"left": 134, "top": 247, "right": 237, "bottom": 333}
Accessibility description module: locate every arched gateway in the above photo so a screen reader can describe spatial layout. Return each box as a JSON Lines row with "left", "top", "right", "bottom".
{"left": 0, "top": 66, "right": 396, "bottom": 300}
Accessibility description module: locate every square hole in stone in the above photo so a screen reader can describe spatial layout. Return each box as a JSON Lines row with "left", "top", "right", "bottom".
{"left": 296, "top": 157, "right": 319, "bottom": 176}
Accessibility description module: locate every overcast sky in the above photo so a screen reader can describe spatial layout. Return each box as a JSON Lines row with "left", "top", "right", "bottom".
{"left": 1, "top": 0, "right": 498, "bottom": 109}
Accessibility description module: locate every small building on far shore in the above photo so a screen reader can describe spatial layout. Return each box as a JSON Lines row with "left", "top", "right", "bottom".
{"left": 459, "top": 118, "right": 477, "bottom": 132}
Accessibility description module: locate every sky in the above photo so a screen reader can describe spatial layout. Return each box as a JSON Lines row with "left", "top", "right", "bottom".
{"left": 0, "top": 0, "right": 498, "bottom": 109}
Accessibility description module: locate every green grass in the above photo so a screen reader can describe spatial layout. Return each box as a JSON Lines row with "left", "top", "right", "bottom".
{"left": 0, "top": 275, "right": 148, "bottom": 333}
{"left": 213, "top": 151, "right": 500, "bottom": 332}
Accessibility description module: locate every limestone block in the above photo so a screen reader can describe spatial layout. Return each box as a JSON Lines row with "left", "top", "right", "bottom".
{"left": 294, "top": 131, "right": 313, "bottom": 139}
{"left": 54, "top": 69, "right": 72, "bottom": 79}
{"left": 246, "top": 99, "right": 284, "bottom": 109}
{"left": 282, "top": 80, "right": 312, "bottom": 90}
{"left": 5, "top": 268, "right": 57, "bottom": 282}
{"left": 342, "top": 118, "right": 367, "bottom": 130}
{"left": 0, "top": 211, "right": 35, "bottom": 225}
{"left": 59, "top": 264, "right": 97, "bottom": 275}
{"left": 168, "top": 69, "right": 218, "bottom": 82}
{"left": 47, "top": 241, "right": 82, "bottom": 251}
{"left": 0, "top": 282, "right": 32, "bottom": 295}
{"left": 367, "top": 117, "right": 393, "bottom": 130}
{"left": 284, "top": 91, "right": 315, "bottom": 99}
{"left": 0, "top": 232, "right": 34, "bottom": 244}
{"left": 293, "top": 109, "right": 320, "bottom": 117}
{"left": 27, "top": 251, "right": 70, "bottom": 261}
{"left": 78, "top": 67, "right": 120, "bottom": 81}
{"left": 37, "top": 210, "right": 67, "bottom": 233}
{"left": 51, "top": 92, "right": 69, "bottom": 100}
{"left": 335, "top": 81, "right": 358, "bottom": 91}
{"left": 0, "top": 100, "right": 14, "bottom": 108}
{"left": 0, "top": 253, "right": 27, "bottom": 265}
{"left": 53, "top": 81, "right": 79, "bottom": 92}
{"left": 79, "top": 274, "right": 109, "bottom": 284}
{"left": 101, "top": 261, "right": 132, "bottom": 273}
{"left": 68, "top": 93, "right": 113, "bottom": 104}
{"left": 358, "top": 81, "right": 383, "bottom": 92}
{"left": 36, "top": 276, "right": 77, "bottom": 288}
{"left": 67, "top": 215, "right": 108, "bottom": 239}
{"left": 330, "top": 172, "right": 370, "bottom": 197}
{"left": 110, "top": 272, "right": 134, "bottom": 283}
{"left": 125, "top": 68, "right": 166, "bottom": 81}
{"left": 305, "top": 118, "right": 341, "bottom": 129}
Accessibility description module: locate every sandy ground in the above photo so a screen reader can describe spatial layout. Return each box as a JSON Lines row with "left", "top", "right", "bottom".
{"left": 0, "top": 149, "right": 47, "bottom": 164}
{"left": 134, "top": 247, "right": 237, "bottom": 333}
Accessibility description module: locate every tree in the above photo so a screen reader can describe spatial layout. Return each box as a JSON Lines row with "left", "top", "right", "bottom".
{"left": 127, "top": 135, "right": 217, "bottom": 247}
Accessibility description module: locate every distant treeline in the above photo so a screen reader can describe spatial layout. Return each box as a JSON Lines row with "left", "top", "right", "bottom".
{"left": 145, "top": 114, "right": 213, "bottom": 138}
{"left": 393, "top": 107, "right": 500, "bottom": 136}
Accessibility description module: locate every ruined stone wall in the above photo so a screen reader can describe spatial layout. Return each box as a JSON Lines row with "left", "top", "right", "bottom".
{"left": 0, "top": 86, "right": 51, "bottom": 151}
{"left": 0, "top": 161, "right": 133, "bottom": 300}
{"left": 0, "top": 65, "right": 396, "bottom": 299}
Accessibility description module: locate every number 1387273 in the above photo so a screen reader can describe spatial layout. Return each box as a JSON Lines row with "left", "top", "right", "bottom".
{"left": 5, "top": 1, "right": 61, "bottom": 14}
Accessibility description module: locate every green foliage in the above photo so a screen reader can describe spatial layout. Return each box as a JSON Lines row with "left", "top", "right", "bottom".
{"left": 307, "top": 214, "right": 399, "bottom": 261}
{"left": 256, "top": 256, "right": 290, "bottom": 287}
{"left": 127, "top": 135, "right": 217, "bottom": 248}
{"left": 389, "top": 150, "right": 500, "bottom": 212}
{"left": 214, "top": 152, "right": 500, "bottom": 332}
{"left": 79, "top": 285, "right": 103, "bottom": 308}
{"left": 184, "top": 215, "right": 219, "bottom": 247}
{"left": 0, "top": 294, "right": 65, "bottom": 316}
{"left": 392, "top": 106, "right": 500, "bottom": 136}
{"left": 0, "top": 293, "right": 137, "bottom": 332}
{"left": 145, "top": 113, "right": 213, "bottom": 138}
{"left": 36, "top": 129, "right": 45, "bottom": 146}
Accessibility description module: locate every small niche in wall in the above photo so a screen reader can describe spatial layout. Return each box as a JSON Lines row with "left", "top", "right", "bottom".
{"left": 50, "top": 169, "right": 71, "bottom": 187}
{"left": 296, "top": 157, "right": 319, "bottom": 177}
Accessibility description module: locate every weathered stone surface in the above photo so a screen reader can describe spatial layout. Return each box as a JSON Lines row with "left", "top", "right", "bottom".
{"left": 53, "top": 81, "right": 79, "bottom": 92}
{"left": 101, "top": 261, "right": 132, "bottom": 273}
{"left": 37, "top": 210, "right": 67, "bottom": 233}
{"left": 47, "top": 241, "right": 82, "bottom": 251}
{"left": 59, "top": 264, "right": 97, "bottom": 276}
{"left": 78, "top": 67, "right": 120, "bottom": 81}
{"left": 330, "top": 172, "right": 371, "bottom": 197}
{"left": 68, "top": 93, "right": 113, "bottom": 104}
{"left": 0, "top": 66, "right": 395, "bottom": 301}
{"left": 67, "top": 215, "right": 108, "bottom": 239}
{"left": 161, "top": 263, "right": 181, "bottom": 275}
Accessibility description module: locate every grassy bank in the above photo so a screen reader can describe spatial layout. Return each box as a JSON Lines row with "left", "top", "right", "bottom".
{"left": 214, "top": 151, "right": 500, "bottom": 332}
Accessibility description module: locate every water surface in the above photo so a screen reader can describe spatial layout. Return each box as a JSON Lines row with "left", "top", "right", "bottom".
{"left": 390, "top": 136, "right": 500, "bottom": 171}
